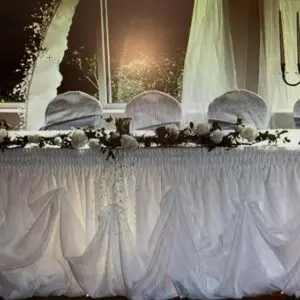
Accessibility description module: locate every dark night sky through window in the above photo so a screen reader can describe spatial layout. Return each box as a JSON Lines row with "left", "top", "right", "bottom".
{"left": 0, "top": 0, "right": 194, "bottom": 99}
{"left": 0, "top": 1, "right": 35, "bottom": 98}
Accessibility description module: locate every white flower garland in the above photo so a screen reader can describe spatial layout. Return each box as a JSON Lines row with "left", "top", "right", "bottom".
{"left": 0, "top": 118, "right": 291, "bottom": 160}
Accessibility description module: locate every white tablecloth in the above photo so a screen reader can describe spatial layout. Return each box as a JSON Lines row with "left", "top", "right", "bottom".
{"left": 2, "top": 142, "right": 300, "bottom": 299}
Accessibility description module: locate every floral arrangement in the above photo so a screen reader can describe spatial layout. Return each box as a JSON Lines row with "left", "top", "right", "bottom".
{"left": 0, "top": 118, "right": 290, "bottom": 159}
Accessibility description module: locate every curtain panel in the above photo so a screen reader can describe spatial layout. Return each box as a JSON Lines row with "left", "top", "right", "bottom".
{"left": 25, "top": 0, "right": 79, "bottom": 130}
{"left": 181, "top": 0, "right": 237, "bottom": 122}
{"left": 259, "top": 0, "right": 300, "bottom": 113}
{"left": 182, "top": 0, "right": 300, "bottom": 119}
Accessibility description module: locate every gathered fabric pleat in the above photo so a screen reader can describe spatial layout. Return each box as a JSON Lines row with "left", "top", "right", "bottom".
{"left": 1, "top": 148, "right": 300, "bottom": 299}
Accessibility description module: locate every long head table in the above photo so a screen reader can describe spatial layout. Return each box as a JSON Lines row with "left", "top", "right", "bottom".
{"left": 1, "top": 135, "right": 300, "bottom": 299}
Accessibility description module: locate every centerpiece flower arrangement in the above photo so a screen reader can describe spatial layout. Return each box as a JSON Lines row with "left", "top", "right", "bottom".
{"left": 0, "top": 118, "right": 290, "bottom": 160}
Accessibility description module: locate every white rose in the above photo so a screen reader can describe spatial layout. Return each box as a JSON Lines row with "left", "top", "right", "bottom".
{"left": 235, "top": 125, "right": 244, "bottom": 133}
{"left": 194, "top": 123, "right": 211, "bottom": 136}
{"left": 10, "top": 136, "right": 18, "bottom": 143}
{"left": 240, "top": 125, "right": 258, "bottom": 142}
{"left": 53, "top": 137, "right": 62, "bottom": 146}
{"left": 89, "top": 138, "right": 99, "bottom": 149}
{"left": 120, "top": 135, "right": 139, "bottom": 148}
{"left": 166, "top": 124, "right": 180, "bottom": 137}
{"left": 210, "top": 129, "right": 224, "bottom": 144}
{"left": 70, "top": 129, "right": 88, "bottom": 149}
{"left": 28, "top": 134, "right": 40, "bottom": 144}
{"left": 182, "top": 128, "right": 192, "bottom": 137}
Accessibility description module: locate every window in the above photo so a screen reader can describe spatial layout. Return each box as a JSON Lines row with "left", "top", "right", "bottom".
{"left": 98, "top": 0, "right": 194, "bottom": 104}
{"left": 59, "top": 0, "right": 193, "bottom": 105}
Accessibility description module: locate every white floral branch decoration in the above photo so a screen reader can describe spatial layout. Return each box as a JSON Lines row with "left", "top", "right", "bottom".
{"left": 0, "top": 118, "right": 290, "bottom": 160}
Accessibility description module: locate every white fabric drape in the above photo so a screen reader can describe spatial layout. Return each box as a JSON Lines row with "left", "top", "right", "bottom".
{"left": 259, "top": 0, "right": 300, "bottom": 113}
{"left": 2, "top": 145, "right": 300, "bottom": 299}
{"left": 181, "top": 0, "right": 237, "bottom": 122}
{"left": 26, "top": 0, "right": 79, "bottom": 130}
{"left": 182, "top": 0, "right": 300, "bottom": 120}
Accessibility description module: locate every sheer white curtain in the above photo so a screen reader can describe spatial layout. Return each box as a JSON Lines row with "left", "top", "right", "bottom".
{"left": 182, "top": 0, "right": 300, "bottom": 122}
{"left": 259, "top": 0, "right": 300, "bottom": 114}
{"left": 181, "top": 0, "right": 237, "bottom": 122}
{"left": 26, "top": 0, "right": 79, "bottom": 130}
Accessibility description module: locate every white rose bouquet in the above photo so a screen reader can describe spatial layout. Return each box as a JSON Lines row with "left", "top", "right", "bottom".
{"left": 70, "top": 130, "right": 88, "bottom": 149}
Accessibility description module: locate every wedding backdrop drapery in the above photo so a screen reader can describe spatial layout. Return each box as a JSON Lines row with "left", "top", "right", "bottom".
{"left": 181, "top": 0, "right": 237, "bottom": 122}
{"left": 25, "top": 0, "right": 79, "bottom": 130}
{"left": 24, "top": 0, "right": 300, "bottom": 128}
{"left": 181, "top": 0, "right": 263, "bottom": 121}
{"left": 182, "top": 0, "right": 300, "bottom": 120}
{"left": 258, "top": 0, "right": 300, "bottom": 113}
{"left": 3, "top": 146, "right": 300, "bottom": 299}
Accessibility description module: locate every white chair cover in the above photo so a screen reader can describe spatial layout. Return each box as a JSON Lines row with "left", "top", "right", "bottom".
{"left": 208, "top": 89, "right": 269, "bottom": 129}
{"left": 40, "top": 91, "right": 103, "bottom": 130}
{"left": 125, "top": 91, "right": 182, "bottom": 130}
{"left": 293, "top": 100, "right": 300, "bottom": 129}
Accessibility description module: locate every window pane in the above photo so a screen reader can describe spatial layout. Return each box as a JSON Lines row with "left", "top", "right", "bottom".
{"left": 107, "top": 0, "right": 194, "bottom": 103}
{"left": 59, "top": 0, "right": 193, "bottom": 104}
{"left": 59, "top": 0, "right": 99, "bottom": 98}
